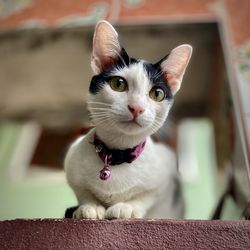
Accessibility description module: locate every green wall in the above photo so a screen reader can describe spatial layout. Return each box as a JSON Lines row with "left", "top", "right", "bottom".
{"left": 0, "top": 120, "right": 241, "bottom": 220}
{"left": 0, "top": 123, "right": 76, "bottom": 219}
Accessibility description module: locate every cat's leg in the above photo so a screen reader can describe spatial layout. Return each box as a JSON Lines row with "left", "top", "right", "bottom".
{"left": 105, "top": 190, "right": 157, "bottom": 219}
{"left": 73, "top": 189, "right": 106, "bottom": 219}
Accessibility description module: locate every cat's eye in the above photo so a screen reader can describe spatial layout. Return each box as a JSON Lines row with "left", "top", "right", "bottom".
{"left": 109, "top": 76, "right": 127, "bottom": 92}
{"left": 149, "top": 87, "right": 165, "bottom": 102}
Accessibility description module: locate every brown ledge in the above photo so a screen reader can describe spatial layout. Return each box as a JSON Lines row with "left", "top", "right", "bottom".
{"left": 0, "top": 219, "right": 250, "bottom": 249}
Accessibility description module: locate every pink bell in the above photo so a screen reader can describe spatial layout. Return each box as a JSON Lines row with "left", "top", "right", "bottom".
{"left": 99, "top": 165, "right": 111, "bottom": 180}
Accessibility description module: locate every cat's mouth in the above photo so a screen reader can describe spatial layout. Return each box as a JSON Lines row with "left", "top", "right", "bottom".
{"left": 119, "top": 119, "right": 142, "bottom": 127}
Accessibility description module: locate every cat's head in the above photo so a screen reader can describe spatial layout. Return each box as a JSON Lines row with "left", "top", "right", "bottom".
{"left": 88, "top": 21, "right": 192, "bottom": 138}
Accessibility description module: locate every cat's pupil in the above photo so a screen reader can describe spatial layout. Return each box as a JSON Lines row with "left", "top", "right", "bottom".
{"left": 116, "top": 79, "right": 123, "bottom": 86}
{"left": 155, "top": 88, "right": 164, "bottom": 98}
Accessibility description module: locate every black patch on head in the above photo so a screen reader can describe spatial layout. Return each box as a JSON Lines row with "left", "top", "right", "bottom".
{"left": 89, "top": 48, "right": 139, "bottom": 94}
{"left": 143, "top": 59, "right": 173, "bottom": 100}
{"left": 89, "top": 49, "right": 173, "bottom": 100}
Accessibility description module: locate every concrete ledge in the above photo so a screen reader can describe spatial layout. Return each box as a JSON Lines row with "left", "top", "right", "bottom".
{"left": 0, "top": 219, "right": 250, "bottom": 249}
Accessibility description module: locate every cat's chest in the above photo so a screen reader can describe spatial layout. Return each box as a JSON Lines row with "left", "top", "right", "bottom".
{"left": 87, "top": 149, "right": 171, "bottom": 204}
{"left": 92, "top": 185, "right": 147, "bottom": 205}
{"left": 81, "top": 141, "right": 172, "bottom": 187}
{"left": 71, "top": 132, "right": 176, "bottom": 196}
{"left": 83, "top": 155, "right": 158, "bottom": 193}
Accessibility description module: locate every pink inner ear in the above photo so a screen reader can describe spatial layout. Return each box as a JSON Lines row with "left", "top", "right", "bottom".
{"left": 160, "top": 44, "right": 192, "bottom": 94}
{"left": 91, "top": 21, "right": 121, "bottom": 74}
{"left": 165, "top": 72, "right": 180, "bottom": 94}
{"left": 102, "top": 57, "right": 117, "bottom": 71}
{"left": 92, "top": 55, "right": 118, "bottom": 74}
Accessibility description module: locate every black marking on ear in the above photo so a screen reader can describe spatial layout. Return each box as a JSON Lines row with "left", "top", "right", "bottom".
{"left": 89, "top": 48, "right": 139, "bottom": 94}
{"left": 142, "top": 61, "right": 173, "bottom": 100}
{"left": 120, "top": 48, "right": 130, "bottom": 66}
{"left": 155, "top": 53, "right": 170, "bottom": 66}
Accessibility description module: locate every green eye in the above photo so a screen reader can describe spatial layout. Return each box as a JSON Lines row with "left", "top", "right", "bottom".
{"left": 109, "top": 76, "right": 127, "bottom": 92}
{"left": 149, "top": 87, "right": 165, "bottom": 102}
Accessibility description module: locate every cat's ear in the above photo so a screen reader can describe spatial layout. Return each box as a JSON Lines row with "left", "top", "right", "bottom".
{"left": 91, "top": 20, "right": 121, "bottom": 74}
{"left": 160, "top": 44, "right": 192, "bottom": 95}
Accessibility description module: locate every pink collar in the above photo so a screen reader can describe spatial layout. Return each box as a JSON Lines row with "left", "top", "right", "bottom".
{"left": 92, "top": 133, "right": 146, "bottom": 181}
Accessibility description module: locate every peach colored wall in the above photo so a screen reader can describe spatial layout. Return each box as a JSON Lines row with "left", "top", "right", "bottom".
{"left": 0, "top": 0, "right": 249, "bottom": 48}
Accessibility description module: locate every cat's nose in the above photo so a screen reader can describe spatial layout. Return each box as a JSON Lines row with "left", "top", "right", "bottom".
{"left": 128, "top": 104, "right": 145, "bottom": 118}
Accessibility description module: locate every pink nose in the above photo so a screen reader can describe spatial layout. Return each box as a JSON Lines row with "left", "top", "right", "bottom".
{"left": 128, "top": 104, "right": 145, "bottom": 118}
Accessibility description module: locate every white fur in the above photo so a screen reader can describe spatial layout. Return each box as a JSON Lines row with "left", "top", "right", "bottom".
{"left": 64, "top": 20, "right": 191, "bottom": 219}
{"left": 65, "top": 129, "right": 183, "bottom": 219}
{"left": 65, "top": 62, "right": 183, "bottom": 219}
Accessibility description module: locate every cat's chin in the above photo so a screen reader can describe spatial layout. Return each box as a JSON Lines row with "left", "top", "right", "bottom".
{"left": 114, "top": 120, "right": 151, "bottom": 136}
{"left": 120, "top": 120, "right": 142, "bottom": 128}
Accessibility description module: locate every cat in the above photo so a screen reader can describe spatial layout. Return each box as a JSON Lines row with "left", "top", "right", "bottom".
{"left": 64, "top": 20, "right": 192, "bottom": 219}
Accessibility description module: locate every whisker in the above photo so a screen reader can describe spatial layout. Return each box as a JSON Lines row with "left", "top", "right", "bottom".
{"left": 89, "top": 116, "right": 107, "bottom": 121}
{"left": 150, "top": 119, "right": 164, "bottom": 131}
{"left": 89, "top": 111, "right": 109, "bottom": 116}
{"left": 98, "top": 120, "right": 113, "bottom": 130}
{"left": 154, "top": 120, "right": 164, "bottom": 126}
{"left": 110, "top": 110, "right": 126, "bottom": 116}
{"left": 89, "top": 110, "right": 109, "bottom": 115}
{"left": 154, "top": 116, "right": 165, "bottom": 122}
{"left": 150, "top": 123, "right": 162, "bottom": 134}
{"left": 92, "top": 117, "right": 111, "bottom": 126}
{"left": 88, "top": 109, "right": 109, "bottom": 113}
{"left": 89, "top": 115, "right": 109, "bottom": 119}
{"left": 154, "top": 119, "right": 165, "bottom": 125}
{"left": 89, "top": 111, "right": 109, "bottom": 114}
{"left": 90, "top": 117, "right": 109, "bottom": 122}
{"left": 106, "top": 118, "right": 116, "bottom": 128}
{"left": 152, "top": 70, "right": 163, "bottom": 80}
{"left": 88, "top": 107, "right": 111, "bottom": 111}
{"left": 87, "top": 101, "right": 112, "bottom": 106}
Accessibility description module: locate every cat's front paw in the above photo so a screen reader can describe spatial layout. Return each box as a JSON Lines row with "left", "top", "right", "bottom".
{"left": 73, "top": 204, "right": 105, "bottom": 219}
{"left": 105, "top": 203, "right": 143, "bottom": 219}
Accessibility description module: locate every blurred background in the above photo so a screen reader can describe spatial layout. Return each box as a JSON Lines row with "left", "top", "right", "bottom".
{"left": 0, "top": 0, "right": 250, "bottom": 220}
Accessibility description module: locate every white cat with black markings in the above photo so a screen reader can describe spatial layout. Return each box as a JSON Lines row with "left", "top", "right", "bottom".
{"left": 65, "top": 20, "right": 192, "bottom": 219}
